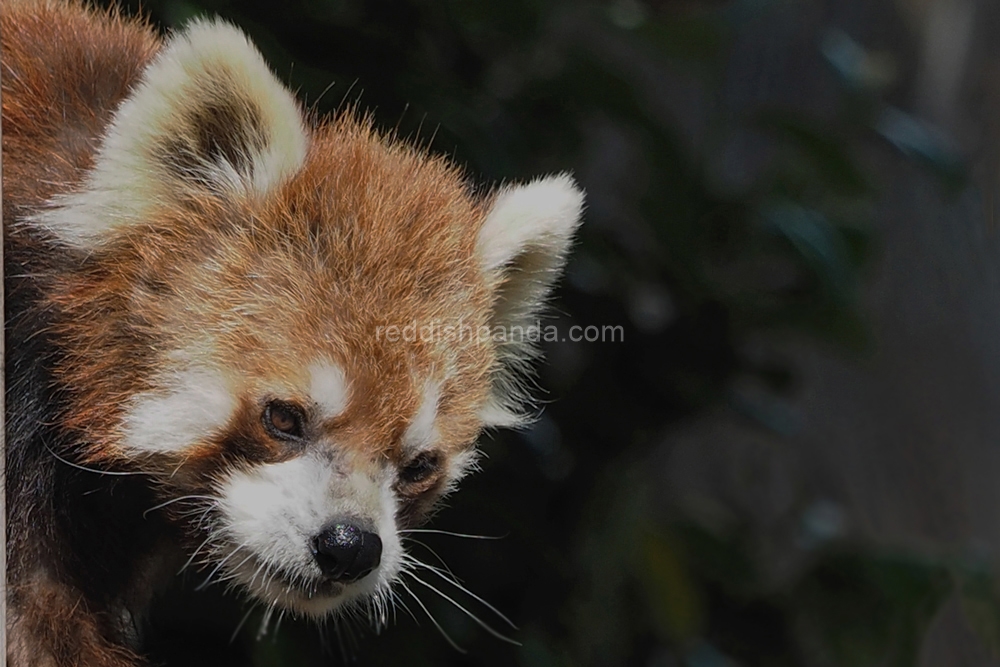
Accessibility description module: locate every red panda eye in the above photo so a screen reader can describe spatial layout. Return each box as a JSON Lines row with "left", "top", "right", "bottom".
{"left": 263, "top": 402, "right": 305, "bottom": 440}
{"left": 400, "top": 452, "right": 441, "bottom": 485}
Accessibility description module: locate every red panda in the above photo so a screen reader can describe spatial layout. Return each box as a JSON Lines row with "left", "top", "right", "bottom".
{"left": 2, "top": 1, "right": 584, "bottom": 664}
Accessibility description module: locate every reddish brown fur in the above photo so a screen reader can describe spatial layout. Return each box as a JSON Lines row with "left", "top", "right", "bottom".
{"left": 4, "top": 3, "right": 165, "bottom": 663}
{"left": 9, "top": 575, "right": 142, "bottom": 667}
{"left": 49, "top": 116, "right": 496, "bottom": 468}
{"left": 1, "top": 0, "right": 158, "bottom": 212}
{"left": 5, "top": 2, "right": 496, "bottom": 472}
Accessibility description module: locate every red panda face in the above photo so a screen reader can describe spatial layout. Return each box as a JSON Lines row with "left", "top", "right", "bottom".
{"left": 34, "top": 19, "right": 583, "bottom": 619}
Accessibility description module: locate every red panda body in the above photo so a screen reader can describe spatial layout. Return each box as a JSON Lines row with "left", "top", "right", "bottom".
{"left": 3, "top": 2, "right": 583, "bottom": 665}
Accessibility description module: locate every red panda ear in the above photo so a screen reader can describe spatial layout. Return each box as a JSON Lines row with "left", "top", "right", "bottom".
{"left": 36, "top": 20, "right": 308, "bottom": 249}
{"left": 475, "top": 174, "right": 585, "bottom": 428}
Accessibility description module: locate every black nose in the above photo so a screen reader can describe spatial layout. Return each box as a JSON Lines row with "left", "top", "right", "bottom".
{"left": 311, "top": 523, "right": 382, "bottom": 582}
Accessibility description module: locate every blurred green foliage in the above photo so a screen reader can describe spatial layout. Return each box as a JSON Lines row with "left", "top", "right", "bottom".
{"left": 94, "top": 0, "right": 989, "bottom": 665}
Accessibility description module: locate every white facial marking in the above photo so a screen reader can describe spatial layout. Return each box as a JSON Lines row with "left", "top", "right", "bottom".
{"left": 309, "top": 362, "right": 350, "bottom": 419}
{"left": 403, "top": 380, "right": 441, "bottom": 451}
{"left": 217, "top": 453, "right": 402, "bottom": 617}
{"left": 220, "top": 455, "right": 334, "bottom": 577}
{"left": 123, "top": 367, "right": 235, "bottom": 453}
{"left": 478, "top": 395, "right": 529, "bottom": 429}
{"left": 446, "top": 449, "right": 481, "bottom": 489}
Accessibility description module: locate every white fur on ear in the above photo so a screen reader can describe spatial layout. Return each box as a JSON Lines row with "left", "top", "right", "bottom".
{"left": 476, "top": 174, "right": 585, "bottom": 275}
{"left": 475, "top": 173, "right": 585, "bottom": 428}
{"left": 35, "top": 19, "right": 308, "bottom": 248}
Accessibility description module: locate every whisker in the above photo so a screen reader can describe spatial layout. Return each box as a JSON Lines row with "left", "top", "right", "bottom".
{"left": 390, "top": 586, "right": 417, "bottom": 624}
{"left": 215, "top": 551, "right": 256, "bottom": 584}
{"left": 371, "top": 588, "right": 389, "bottom": 631}
{"left": 44, "top": 443, "right": 140, "bottom": 476}
{"left": 173, "top": 500, "right": 219, "bottom": 529}
{"left": 258, "top": 604, "right": 276, "bottom": 641}
{"left": 407, "top": 573, "right": 521, "bottom": 646}
{"left": 230, "top": 606, "right": 255, "bottom": 644}
{"left": 143, "top": 495, "right": 216, "bottom": 519}
{"left": 402, "top": 537, "right": 462, "bottom": 582}
{"left": 332, "top": 616, "right": 350, "bottom": 664}
{"left": 401, "top": 529, "right": 506, "bottom": 540}
{"left": 196, "top": 545, "right": 243, "bottom": 591}
{"left": 348, "top": 611, "right": 364, "bottom": 650}
{"left": 400, "top": 580, "right": 467, "bottom": 654}
{"left": 169, "top": 459, "right": 187, "bottom": 479}
{"left": 179, "top": 533, "right": 216, "bottom": 574}
{"left": 248, "top": 557, "right": 270, "bottom": 590}
{"left": 403, "top": 556, "right": 517, "bottom": 630}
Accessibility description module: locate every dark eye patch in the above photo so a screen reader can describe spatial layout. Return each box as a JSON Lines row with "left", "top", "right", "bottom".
{"left": 400, "top": 451, "right": 441, "bottom": 485}
{"left": 262, "top": 401, "right": 305, "bottom": 440}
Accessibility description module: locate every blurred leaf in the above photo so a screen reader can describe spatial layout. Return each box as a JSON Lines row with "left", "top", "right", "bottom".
{"left": 756, "top": 110, "right": 873, "bottom": 196}
{"left": 634, "top": 15, "right": 729, "bottom": 66}
{"left": 821, "top": 29, "right": 896, "bottom": 92}
{"left": 685, "top": 641, "right": 738, "bottom": 667}
{"left": 160, "top": 0, "right": 204, "bottom": 25}
{"left": 761, "top": 203, "right": 859, "bottom": 304}
{"left": 673, "top": 522, "right": 757, "bottom": 592}
{"left": 958, "top": 566, "right": 1000, "bottom": 658}
{"left": 795, "top": 552, "right": 953, "bottom": 667}
{"left": 876, "top": 107, "right": 967, "bottom": 191}
{"left": 727, "top": 388, "right": 802, "bottom": 436}
{"left": 642, "top": 530, "right": 706, "bottom": 644}
{"left": 517, "top": 634, "right": 572, "bottom": 667}
{"left": 771, "top": 301, "right": 871, "bottom": 353}
{"left": 836, "top": 222, "right": 876, "bottom": 268}
{"left": 607, "top": 0, "right": 649, "bottom": 31}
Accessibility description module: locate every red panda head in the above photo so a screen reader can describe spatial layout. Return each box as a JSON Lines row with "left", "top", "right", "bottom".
{"left": 36, "top": 20, "right": 583, "bottom": 618}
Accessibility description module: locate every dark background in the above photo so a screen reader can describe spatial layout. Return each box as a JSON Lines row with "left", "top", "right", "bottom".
{"left": 94, "top": 0, "right": 1000, "bottom": 665}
